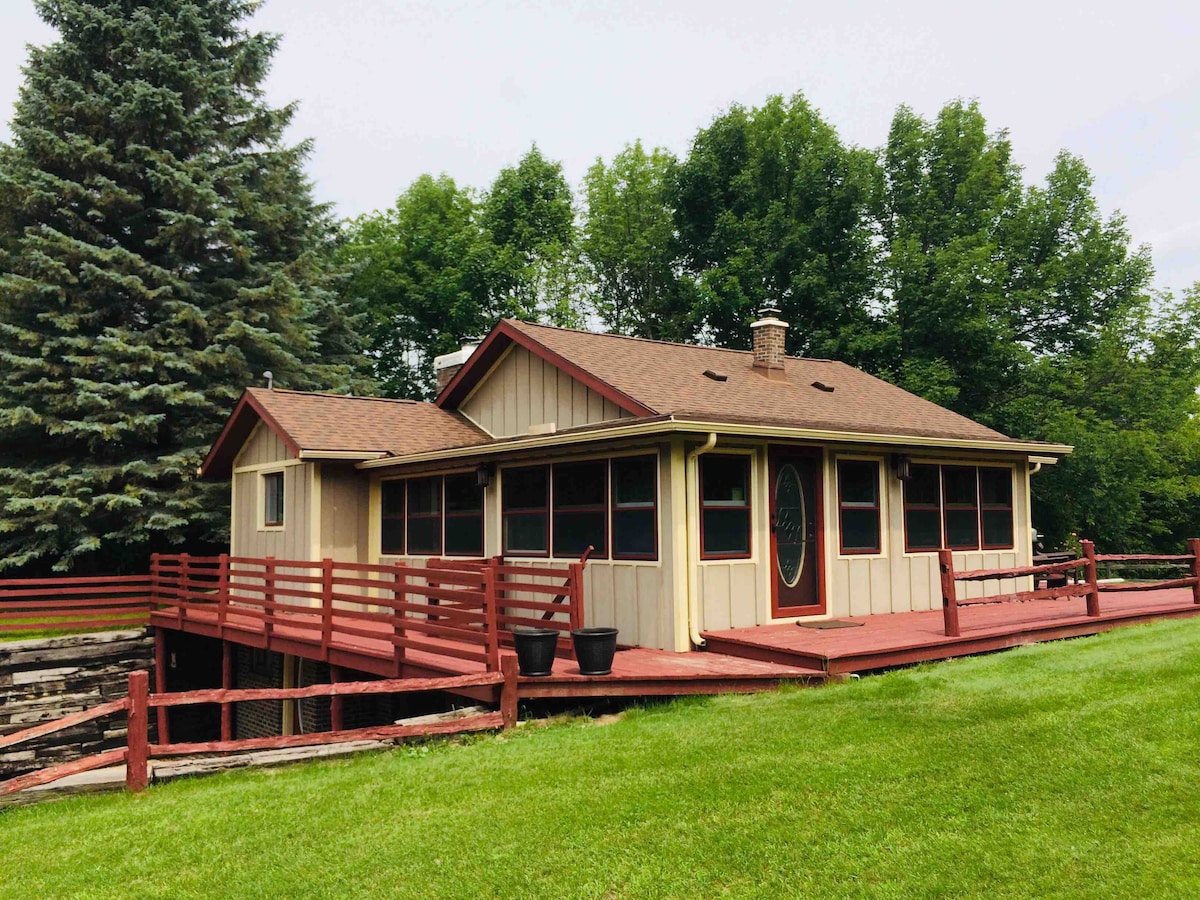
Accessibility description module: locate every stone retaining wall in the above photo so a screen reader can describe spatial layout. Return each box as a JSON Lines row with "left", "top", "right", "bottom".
{"left": 0, "top": 629, "right": 154, "bottom": 778}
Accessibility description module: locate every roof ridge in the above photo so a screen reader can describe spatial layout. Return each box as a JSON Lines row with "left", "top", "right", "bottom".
{"left": 250, "top": 387, "right": 424, "bottom": 406}
{"left": 502, "top": 318, "right": 839, "bottom": 363}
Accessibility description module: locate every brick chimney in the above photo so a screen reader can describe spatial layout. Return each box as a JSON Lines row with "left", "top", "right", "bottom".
{"left": 434, "top": 338, "right": 482, "bottom": 392}
{"left": 751, "top": 301, "right": 788, "bottom": 379}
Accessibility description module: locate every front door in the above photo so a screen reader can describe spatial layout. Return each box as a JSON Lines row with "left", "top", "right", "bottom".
{"left": 768, "top": 447, "right": 824, "bottom": 616}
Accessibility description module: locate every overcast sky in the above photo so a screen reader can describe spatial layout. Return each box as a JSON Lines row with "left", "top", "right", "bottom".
{"left": 2, "top": 0, "right": 1198, "bottom": 292}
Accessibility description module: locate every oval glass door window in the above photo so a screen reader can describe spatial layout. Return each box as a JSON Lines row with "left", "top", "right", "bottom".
{"left": 775, "top": 464, "right": 806, "bottom": 587}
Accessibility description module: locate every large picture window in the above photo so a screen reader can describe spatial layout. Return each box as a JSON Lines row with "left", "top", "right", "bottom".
{"left": 503, "top": 466, "right": 549, "bottom": 555}
{"left": 553, "top": 461, "right": 607, "bottom": 557}
{"left": 406, "top": 477, "right": 442, "bottom": 556}
{"left": 380, "top": 480, "right": 405, "bottom": 554}
{"left": 612, "top": 456, "right": 657, "bottom": 559}
{"left": 262, "top": 471, "right": 284, "bottom": 528}
{"left": 444, "top": 474, "right": 484, "bottom": 556}
{"left": 903, "top": 464, "right": 1015, "bottom": 552}
{"left": 837, "top": 460, "right": 881, "bottom": 554}
{"left": 701, "top": 455, "right": 752, "bottom": 559}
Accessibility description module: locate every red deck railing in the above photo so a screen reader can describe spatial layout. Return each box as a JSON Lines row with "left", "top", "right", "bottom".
{"left": 939, "top": 538, "right": 1200, "bottom": 636}
{"left": 0, "top": 663, "right": 518, "bottom": 798}
{"left": 1, "top": 553, "right": 589, "bottom": 673}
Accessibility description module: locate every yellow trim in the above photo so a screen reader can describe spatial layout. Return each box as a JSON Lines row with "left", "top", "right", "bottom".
{"left": 298, "top": 450, "right": 385, "bottom": 462}
{"left": 309, "top": 462, "right": 322, "bottom": 560}
{"left": 356, "top": 418, "right": 1072, "bottom": 471}
{"left": 256, "top": 468, "right": 286, "bottom": 533}
{"left": 669, "top": 438, "right": 690, "bottom": 652}
{"left": 234, "top": 458, "right": 304, "bottom": 475}
{"left": 832, "top": 452, "right": 889, "bottom": 560}
{"left": 229, "top": 467, "right": 238, "bottom": 554}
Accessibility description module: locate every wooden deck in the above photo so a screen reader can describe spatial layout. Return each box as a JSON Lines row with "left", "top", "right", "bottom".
{"left": 149, "top": 605, "right": 824, "bottom": 700}
{"left": 703, "top": 588, "right": 1200, "bottom": 674}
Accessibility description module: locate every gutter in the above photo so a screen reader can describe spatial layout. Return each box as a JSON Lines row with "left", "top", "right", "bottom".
{"left": 685, "top": 433, "right": 718, "bottom": 648}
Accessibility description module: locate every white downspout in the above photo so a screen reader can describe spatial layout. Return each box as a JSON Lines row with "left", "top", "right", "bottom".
{"left": 685, "top": 433, "right": 718, "bottom": 648}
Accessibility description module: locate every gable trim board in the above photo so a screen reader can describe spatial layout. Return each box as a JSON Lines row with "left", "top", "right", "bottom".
{"left": 437, "top": 319, "right": 656, "bottom": 418}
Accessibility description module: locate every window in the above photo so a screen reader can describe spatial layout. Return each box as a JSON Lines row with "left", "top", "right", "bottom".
{"left": 903, "top": 465, "right": 942, "bottom": 552}
{"left": 701, "top": 455, "right": 751, "bottom": 558}
{"left": 553, "top": 461, "right": 607, "bottom": 557}
{"left": 979, "top": 467, "right": 1014, "bottom": 549}
{"left": 262, "top": 472, "right": 284, "bottom": 528}
{"left": 503, "top": 466, "right": 549, "bottom": 555}
{"left": 838, "top": 460, "right": 881, "bottom": 554}
{"left": 406, "top": 477, "right": 442, "bottom": 556}
{"left": 444, "top": 474, "right": 484, "bottom": 556}
{"left": 942, "top": 466, "right": 980, "bottom": 550}
{"left": 902, "top": 464, "right": 1016, "bottom": 552}
{"left": 380, "top": 480, "right": 405, "bottom": 554}
{"left": 612, "top": 456, "right": 657, "bottom": 559}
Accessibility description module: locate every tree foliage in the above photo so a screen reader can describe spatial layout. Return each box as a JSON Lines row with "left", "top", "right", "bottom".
{"left": 0, "top": 0, "right": 367, "bottom": 573}
{"left": 581, "top": 141, "right": 695, "bottom": 341}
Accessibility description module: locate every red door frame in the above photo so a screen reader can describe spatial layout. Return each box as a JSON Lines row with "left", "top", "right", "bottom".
{"left": 768, "top": 446, "right": 827, "bottom": 618}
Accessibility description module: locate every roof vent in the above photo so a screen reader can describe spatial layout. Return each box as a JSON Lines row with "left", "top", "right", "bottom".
{"left": 703, "top": 369, "right": 728, "bottom": 382}
{"left": 811, "top": 381, "right": 834, "bottom": 393}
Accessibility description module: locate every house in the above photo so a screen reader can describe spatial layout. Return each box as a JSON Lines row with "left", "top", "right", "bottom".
{"left": 200, "top": 309, "right": 1072, "bottom": 654}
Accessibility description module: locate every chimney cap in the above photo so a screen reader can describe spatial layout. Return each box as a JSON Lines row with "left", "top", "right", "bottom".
{"left": 758, "top": 299, "right": 781, "bottom": 318}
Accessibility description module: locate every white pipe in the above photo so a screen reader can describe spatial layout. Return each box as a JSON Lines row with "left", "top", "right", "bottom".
{"left": 1030, "top": 461, "right": 1042, "bottom": 475}
{"left": 685, "top": 433, "right": 718, "bottom": 648}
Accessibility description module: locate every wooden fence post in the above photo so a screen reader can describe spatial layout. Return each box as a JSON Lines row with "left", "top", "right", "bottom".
{"left": 126, "top": 670, "right": 149, "bottom": 792}
{"left": 1188, "top": 538, "right": 1200, "bottom": 606}
{"left": 220, "top": 641, "right": 234, "bottom": 742}
{"left": 938, "top": 549, "right": 960, "bottom": 637}
{"left": 149, "top": 552, "right": 161, "bottom": 610}
{"left": 392, "top": 561, "right": 407, "bottom": 677}
{"left": 321, "top": 558, "right": 334, "bottom": 661}
{"left": 1081, "top": 539, "right": 1101, "bottom": 618}
{"left": 153, "top": 626, "right": 170, "bottom": 746}
{"left": 499, "top": 654, "right": 519, "bottom": 728}
{"left": 216, "top": 552, "right": 230, "bottom": 631}
{"left": 483, "top": 564, "right": 501, "bottom": 673}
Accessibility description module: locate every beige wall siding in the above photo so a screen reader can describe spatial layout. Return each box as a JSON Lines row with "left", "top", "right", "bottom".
{"left": 235, "top": 422, "right": 291, "bottom": 468}
{"left": 459, "top": 344, "right": 633, "bottom": 437}
{"left": 231, "top": 462, "right": 313, "bottom": 561}
{"left": 319, "top": 464, "right": 370, "bottom": 563}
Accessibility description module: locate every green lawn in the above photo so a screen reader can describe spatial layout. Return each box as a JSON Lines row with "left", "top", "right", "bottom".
{"left": 3, "top": 619, "right": 1199, "bottom": 899}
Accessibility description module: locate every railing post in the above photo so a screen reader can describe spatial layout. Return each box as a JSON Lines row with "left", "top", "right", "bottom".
{"left": 126, "top": 670, "right": 149, "bottom": 793}
{"left": 321, "top": 558, "right": 334, "bottom": 661}
{"left": 1188, "top": 538, "right": 1200, "bottom": 605}
{"left": 263, "top": 556, "right": 276, "bottom": 640}
{"left": 216, "top": 552, "right": 230, "bottom": 632}
{"left": 1081, "top": 539, "right": 1101, "bottom": 618}
{"left": 392, "top": 561, "right": 407, "bottom": 676}
{"left": 483, "top": 563, "right": 501, "bottom": 672}
{"left": 149, "top": 552, "right": 162, "bottom": 610}
{"left": 938, "top": 549, "right": 960, "bottom": 637}
{"left": 153, "top": 626, "right": 170, "bottom": 746}
{"left": 500, "top": 654, "right": 519, "bottom": 728}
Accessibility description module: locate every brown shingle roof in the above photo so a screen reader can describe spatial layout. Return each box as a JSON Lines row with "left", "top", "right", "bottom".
{"left": 498, "top": 320, "right": 1012, "bottom": 443}
{"left": 201, "top": 388, "right": 488, "bottom": 478}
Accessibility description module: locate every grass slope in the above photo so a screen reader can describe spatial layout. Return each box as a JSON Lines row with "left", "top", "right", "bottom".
{"left": 3, "top": 619, "right": 1200, "bottom": 899}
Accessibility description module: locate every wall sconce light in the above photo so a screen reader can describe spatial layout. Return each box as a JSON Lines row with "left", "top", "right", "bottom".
{"left": 892, "top": 454, "right": 912, "bottom": 482}
{"left": 475, "top": 462, "right": 494, "bottom": 488}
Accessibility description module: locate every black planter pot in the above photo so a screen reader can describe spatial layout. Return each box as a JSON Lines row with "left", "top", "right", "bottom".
{"left": 512, "top": 627, "right": 559, "bottom": 676}
{"left": 571, "top": 627, "right": 619, "bottom": 676}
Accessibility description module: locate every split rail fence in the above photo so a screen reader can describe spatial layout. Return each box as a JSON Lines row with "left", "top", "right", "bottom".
{"left": 0, "top": 662, "right": 519, "bottom": 798}
{"left": 938, "top": 538, "right": 1200, "bottom": 636}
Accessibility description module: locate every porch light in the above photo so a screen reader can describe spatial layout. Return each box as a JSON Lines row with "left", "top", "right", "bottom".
{"left": 475, "top": 462, "right": 494, "bottom": 488}
{"left": 892, "top": 454, "right": 913, "bottom": 481}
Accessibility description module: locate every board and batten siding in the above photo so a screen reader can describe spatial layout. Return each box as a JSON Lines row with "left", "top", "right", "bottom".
{"left": 230, "top": 423, "right": 313, "bottom": 561}
{"left": 459, "top": 344, "right": 634, "bottom": 438}
{"left": 319, "top": 464, "right": 370, "bottom": 563}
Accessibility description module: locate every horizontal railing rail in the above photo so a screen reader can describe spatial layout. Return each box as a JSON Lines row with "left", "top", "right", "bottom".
{"left": 0, "top": 574, "right": 153, "bottom": 634}
{"left": 1, "top": 663, "right": 518, "bottom": 798}
{"left": 939, "top": 538, "right": 1200, "bottom": 636}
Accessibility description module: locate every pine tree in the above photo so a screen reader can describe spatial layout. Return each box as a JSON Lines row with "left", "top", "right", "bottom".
{"left": 0, "top": 0, "right": 368, "bottom": 573}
